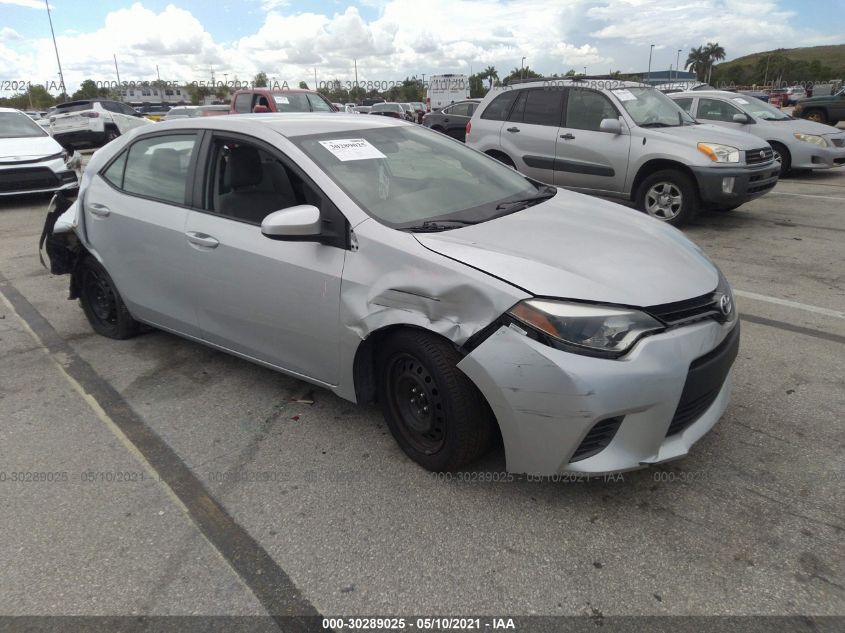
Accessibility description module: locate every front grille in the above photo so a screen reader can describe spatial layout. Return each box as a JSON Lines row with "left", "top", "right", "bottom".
{"left": 646, "top": 291, "right": 722, "bottom": 327}
{"left": 745, "top": 147, "right": 774, "bottom": 165}
{"left": 666, "top": 324, "right": 740, "bottom": 437}
{"left": 0, "top": 167, "right": 59, "bottom": 193}
{"left": 569, "top": 416, "right": 623, "bottom": 463}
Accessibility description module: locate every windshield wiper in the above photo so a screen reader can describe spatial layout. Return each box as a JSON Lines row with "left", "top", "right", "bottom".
{"left": 495, "top": 187, "right": 557, "bottom": 211}
{"left": 404, "top": 219, "right": 480, "bottom": 232}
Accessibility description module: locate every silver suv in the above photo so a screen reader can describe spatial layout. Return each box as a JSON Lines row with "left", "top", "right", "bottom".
{"left": 466, "top": 79, "right": 780, "bottom": 225}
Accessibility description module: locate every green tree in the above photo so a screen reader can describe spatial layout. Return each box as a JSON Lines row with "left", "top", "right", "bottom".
{"left": 299, "top": 81, "right": 309, "bottom": 89}
{"left": 253, "top": 72, "right": 268, "bottom": 88}
{"left": 685, "top": 46, "right": 709, "bottom": 81}
{"left": 704, "top": 42, "right": 726, "bottom": 83}
{"left": 502, "top": 65, "right": 541, "bottom": 85}
{"left": 71, "top": 79, "right": 100, "bottom": 101}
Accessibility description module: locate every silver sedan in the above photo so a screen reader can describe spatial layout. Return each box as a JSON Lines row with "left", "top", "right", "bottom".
{"left": 46, "top": 113, "right": 739, "bottom": 476}
{"left": 670, "top": 90, "right": 845, "bottom": 175}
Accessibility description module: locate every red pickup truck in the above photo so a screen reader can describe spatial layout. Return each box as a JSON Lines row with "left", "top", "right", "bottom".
{"left": 230, "top": 88, "right": 336, "bottom": 114}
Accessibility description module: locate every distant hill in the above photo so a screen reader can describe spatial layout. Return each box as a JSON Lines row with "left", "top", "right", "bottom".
{"left": 712, "top": 44, "right": 845, "bottom": 86}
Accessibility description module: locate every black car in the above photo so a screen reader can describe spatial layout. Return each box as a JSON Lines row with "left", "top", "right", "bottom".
{"left": 422, "top": 99, "right": 481, "bottom": 142}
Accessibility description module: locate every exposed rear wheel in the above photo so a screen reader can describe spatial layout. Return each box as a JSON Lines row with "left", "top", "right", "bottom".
{"left": 804, "top": 109, "right": 827, "bottom": 124}
{"left": 79, "top": 257, "right": 140, "bottom": 339}
{"left": 377, "top": 330, "right": 493, "bottom": 471}
{"left": 103, "top": 127, "right": 119, "bottom": 144}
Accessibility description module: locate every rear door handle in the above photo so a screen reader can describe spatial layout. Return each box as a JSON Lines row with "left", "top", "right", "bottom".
{"left": 185, "top": 231, "right": 219, "bottom": 249}
{"left": 506, "top": 127, "right": 520, "bottom": 133}
{"left": 88, "top": 203, "right": 110, "bottom": 217}
{"left": 560, "top": 133, "right": 575, "bottom": 140}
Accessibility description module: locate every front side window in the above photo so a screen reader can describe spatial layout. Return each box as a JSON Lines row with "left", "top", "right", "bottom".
{"left": 205, "top": 138, "right": 322, "bottom": 224}
{"left": 292, "top": 125, "right": 546, "bottom": 228}
{"left": 565, "top": 89, "right": 619, "bottom": 131}
{"left": 673, "top": 97, "right": 693, "bottom": 114}
{"left": 697, "top": 98, "right": 743, "bottom": 122}
{"left": 120, "top": 134, "right": 197, "bottom": 204}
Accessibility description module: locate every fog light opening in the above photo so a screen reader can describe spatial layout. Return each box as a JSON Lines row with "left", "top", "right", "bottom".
{"left": 721, "top": 177, "right": 735, "bottom": 194}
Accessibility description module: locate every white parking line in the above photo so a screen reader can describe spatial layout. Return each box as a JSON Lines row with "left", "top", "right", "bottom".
{"left": 735, "top": 289, "right": 845, "bottom": 320}
{"left": 770, "top": 191, "right": 845, "bottom": 202}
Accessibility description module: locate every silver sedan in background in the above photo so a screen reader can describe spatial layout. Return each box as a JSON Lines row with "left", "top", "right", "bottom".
{"left": 46, "top": 114, "right": 739, "bottom": 476}
{"left": 671, "top": 90, "right": 845, "bottom": 175}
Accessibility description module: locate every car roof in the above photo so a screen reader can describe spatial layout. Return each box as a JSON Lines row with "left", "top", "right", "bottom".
{"left": 503, "top": 78, "right": 646, "bottom": 90}
{"left": 0, "top": 107, "right": 26, "bottom": 113}
{"left": 141, "top": 112, "right": 408, "bottom": 139}
{"left": 668, "top": 90, "right": 751, "bottom": 99}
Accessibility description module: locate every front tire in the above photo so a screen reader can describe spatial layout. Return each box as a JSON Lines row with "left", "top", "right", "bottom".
{"left": 637, "top": 169, "right": 698, "bottom": 225}
{"left": 376, "top": 330, "right": 493, "bottom": 471}
{"left": 79, "top": 257, "right": 140, "bottom": 339}
{"left": 770, "top": 141, "right": 791, "bottom": 177}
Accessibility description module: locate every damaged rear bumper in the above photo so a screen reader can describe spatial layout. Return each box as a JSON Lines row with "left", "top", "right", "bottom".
{"left": 457, "top": 319, "right": 738, "bottom": 476}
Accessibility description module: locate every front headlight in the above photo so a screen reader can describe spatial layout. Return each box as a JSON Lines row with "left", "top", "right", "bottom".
{"left": 507, "top": 299, "right": 665, "bottom": 358}
{"left": 697, "top": 142, "right": 740, "bottom": 163}
{"left": 793, "top": 133, "right": 828, "bottom": 147}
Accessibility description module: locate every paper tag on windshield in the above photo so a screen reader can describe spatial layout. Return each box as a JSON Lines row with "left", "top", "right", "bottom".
{"left": 319, "top": 138, "right": 386, "bottom": 161}
{"left": 732, "top": 97, "right": 750, "bottom": 104}
{"left": 612, "top": 89, "right": 637, "bottom": 101}
{"left": 274, "top": 96, "right": 290, "bottom": 104}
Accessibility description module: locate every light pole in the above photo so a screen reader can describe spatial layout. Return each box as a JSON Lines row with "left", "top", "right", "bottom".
{"left": 521, "top": 57, "right": 526, "bottom": 80}
{"left": 45, "top": 0, "right": 66, "bottom": 101}
{"left": 584, "top": 66, "right": 587, "bottom": 76}
{"left": 676, "top": 49, "right": 682, "bottom": 83}
{"left": 646, "top": 44, "right": 654, "bottom": 83}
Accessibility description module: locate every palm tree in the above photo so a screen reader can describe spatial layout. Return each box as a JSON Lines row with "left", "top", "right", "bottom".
{"left": 685, "top": 46, "right": 708, "bottom": 82}
{"left": 480, "top": 66, "right": 499, "bottom": 88}
{"left": 704, "top": 42, "right": 726, "bottom": 84}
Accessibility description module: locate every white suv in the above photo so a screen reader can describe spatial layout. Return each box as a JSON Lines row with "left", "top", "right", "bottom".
{"left": 50, "top": 100, "right": 151, "bottom": 148}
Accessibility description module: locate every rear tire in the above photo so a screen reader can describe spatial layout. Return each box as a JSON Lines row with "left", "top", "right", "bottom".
{"left": 488, "top": 151, "right": 515, "bottom": 169}
{"left": 636, "top": 169, "right": 698, "bottom": 226}
{"left": 804, "top": 109, "right": 827, "bottom": 124}
{"left": 79, "top": 257, "right": 140, "bottom": 339}
{"left": 103, "top": 127, "right": 119, "bottom": 144}
{"left": 770, "top": 141, "right": 791, "bottom": 177}
{"left": 376, "top": 329, "right": 493, "bottom": 472}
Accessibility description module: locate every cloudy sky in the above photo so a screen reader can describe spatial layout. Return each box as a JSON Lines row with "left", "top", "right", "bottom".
{"left": 1, "top": 0, "right": 843, "bottom": 95}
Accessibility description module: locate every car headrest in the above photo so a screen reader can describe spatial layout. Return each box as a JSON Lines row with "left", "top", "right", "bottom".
{"left": 151, "top": 148, "right": 181, "bottom": 177}
{"left": 225, "top": 146, "right": 262, "bottom": 189}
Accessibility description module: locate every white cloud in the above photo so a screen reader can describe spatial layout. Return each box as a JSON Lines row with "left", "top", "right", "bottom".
{"left": 1, "top": 27, "right": 25, "bottom": 41}
{"left": 0, "top": 0, "right": 44, "bottom": 9}
{"left": 0, "top": 0, "right": 838, "bottom": 96}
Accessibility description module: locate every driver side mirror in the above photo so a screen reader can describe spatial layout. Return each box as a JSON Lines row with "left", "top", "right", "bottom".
{"left": 599, "top": 118, "right": 622, "bottom": 134}
{"left": 732, "top": 112, "right": 753, "bottom": 124}
{"left": 262, "top": 205, "right": 321, "bottom": 240}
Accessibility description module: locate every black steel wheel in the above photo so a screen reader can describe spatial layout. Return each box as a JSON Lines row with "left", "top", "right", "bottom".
{"left": 79, "top": 257, "right": 140, "bottom": 339}
{"left": 377, "top": 330, "right": 494, "bottom": 471}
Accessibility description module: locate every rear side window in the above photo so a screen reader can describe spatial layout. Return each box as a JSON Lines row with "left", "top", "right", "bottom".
{"left": 120, "top": 134, "right": 197, "bottom": 205}
{"left": 523, "top": 89, "right": 563, "bottom": 126}
{"left": 234, "top": 93, "right": 252, "bottom": 114}
{"left": 565, "top": 89, "right": 619, "bottom": 131}
{"left": 102, "top": 151, "right": 128, "bottom": 188}
{"left": 481, "top": 90, "right": 519, "bottom": 121}
{"left": 673, "top": 97, "right": 693, "bottom": 114}
{"left": 448, "top": 103, "right": 471, "bottom": 117}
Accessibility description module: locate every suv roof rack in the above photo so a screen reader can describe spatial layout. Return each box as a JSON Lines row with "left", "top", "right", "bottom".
{"left": 505, "top": 75, "right": 637, "bottom": 86}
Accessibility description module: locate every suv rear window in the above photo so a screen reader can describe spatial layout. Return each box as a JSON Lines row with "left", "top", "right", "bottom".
{"left": 55, "top": 101, "right": 96, "bottom": 113}
{"left": 481, "top": 90, "right": 519, "bottom": 121}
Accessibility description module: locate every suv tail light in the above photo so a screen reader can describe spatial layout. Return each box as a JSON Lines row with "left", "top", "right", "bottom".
{"left": 466, "top": 121, "right": 471, "bottom": 138}
{"left": 80, "top": 111, "right": 100, "bottom": 118}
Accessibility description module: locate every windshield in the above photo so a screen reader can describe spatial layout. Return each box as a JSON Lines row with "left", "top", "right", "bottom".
{"left": 614, "top": 87, "right": 696, "bottom": 127}
{"left": 292, "top": 125, "right": 545, "bottom": 229}
{"left": 0, "top": 111, "right": 48, "bottom": 138}
{"left": 729, "top": 96, "right": 790, "bottom": 120}
{"left": 373, "top": 103, "right": 402, "bottom": 112}
{"left": 271, "top": 92, "right": 332, "bottom": 112}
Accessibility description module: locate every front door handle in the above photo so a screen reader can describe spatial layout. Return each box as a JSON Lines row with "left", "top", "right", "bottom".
{"left": 88, "top": 203, "right": 110, "bottom": 217}
{"left": 185, "top": 231, "right": 219, "bottom": 248}
{"left": 506, "top": 127, "right": 520, "bottom": 133}
{"left": 560, "top": 133, "right": 575, "bottom": 140}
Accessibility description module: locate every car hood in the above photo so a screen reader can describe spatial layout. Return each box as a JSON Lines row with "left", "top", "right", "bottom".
{"left": 0, "top": 135, "right": 63, "bottom": 162}
{"left": 645, "top": 123, "right": 765, "bottom": 148}
{"left": 767, "top": 117, "right": 844, "bottom": 136}
{"left": 415, "top": 191, "right": 718, "bottom": 307}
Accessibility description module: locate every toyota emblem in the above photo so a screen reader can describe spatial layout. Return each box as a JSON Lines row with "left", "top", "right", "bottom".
{"left": 719, "top": 294, "right": 732, "bottom": 317}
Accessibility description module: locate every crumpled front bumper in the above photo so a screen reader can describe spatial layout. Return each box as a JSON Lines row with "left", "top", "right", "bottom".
{"left": 458, "top": 318, "right": 738, "bottom": 476}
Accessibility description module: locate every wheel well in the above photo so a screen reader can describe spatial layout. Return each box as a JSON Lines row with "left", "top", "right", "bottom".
{"left": 484, "top": 149, "right": 514, "bottom": 165}
{"left": 631, "top": 159, "right": 698, "bottom": 201}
